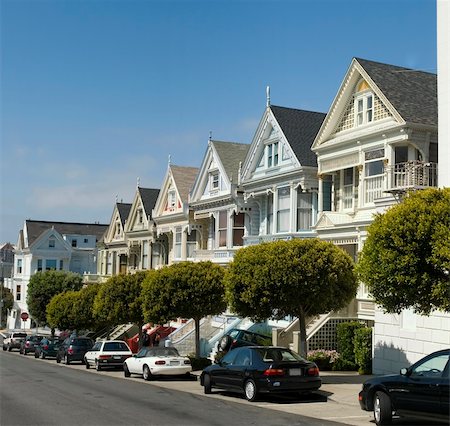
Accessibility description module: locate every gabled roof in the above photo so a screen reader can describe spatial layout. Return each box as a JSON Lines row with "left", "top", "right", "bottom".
{"left": 270, "top": 105, "right": 326, "bottom": 167}
{"left": 211, "top": 140, "right": 250, "bottom": 182}
{"left": 170, "top": 165, "right": 199, "bottom": 202}
{"left": 355, "top": 58, "right": 437, "bottom": 126}
{"left": 116, "top": 203, "right": 132, "bottom": 227}
{"left": 138, "top": 188, "right": 160, "bottom": 219}
{"left": 24, "top": 220, "right": 109, "bottom": 247}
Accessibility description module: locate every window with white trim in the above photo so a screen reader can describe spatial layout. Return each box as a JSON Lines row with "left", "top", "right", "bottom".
{"left": 218, "top": 211, "right": 227, "bottom": 248}
{"left": 267, "top": 142, "right": 279, "bottom": 168}
{"left": 297, "top": 191, "right": 313, "bottom": 231}
{"left": 210, "top": 172, "right": 219, "bottom": 191}
{"left": 174, "top": 228, "right": 182, "bottom": 259}
{"left": 233, "top": 213, "right": 245, "bottom": 246}
{"left": 16, "top": 285, "right": 21, "bottom": 301}
{"left": 168, "top": 190, "right": 176, "bottom": 209}
{"left": 142, "top": 241, "right": 149, "bottom": 269}
{"left": 46, "top": 259, "right": 57, "bottom": 270}
{"left": 17, "top": 259, "right": 22, "bottom": 274}
{"left": 277, "top": 187, "right": 290, "bottom": 232}
{"left": 37, "top": 259, "right": 43, "bottom": 272}
{"left": 342, "top": 167, "right": 354, "bottom": 210}
{"left": 355, "top": 94, "right": 373, "bottom": 126}
{"left": 266, "top": 193, "right": 273, "bottom": 234}
{"left": 49, "top": 239, "right": 55, "bottom": 248}
{"left": 364, "top": 148, "right": 385, "bottom": 204}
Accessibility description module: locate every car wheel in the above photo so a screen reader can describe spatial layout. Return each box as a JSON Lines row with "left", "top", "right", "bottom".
{"left": 143, "top": 365, "right": 152, "bottom": 381}
{"left": 40, "top": 352, "right": 45, "bottom": 360}
{"left": 35, "top": 351, "right": 39, "bottom": 358}
{"left": 374, "top": 391, "right": 392, "bottom": 425}
{"left": 8, "top": 345, "right": 11, "bottom": 352}
{"left": 19, "top": 348, "right": 23, "bottom": 354}
{"left": 218, "top": 335, "right": 232, "bottom": 352}
{"left": 2, "top": 345, "right": 6, "bottom": 351}
{"left": 244, "top": 379, "right": 258, "bottom": 402}
{"left": 23, "top": 350, "right": 27, "bottom": 356}
{"left": 85, "top": 358, "right": 90, "bottom": 369}
{"left": 203, "top": 374, "right": 212, "bottom": 394}
{"left": 96, "top": 361, "right": 102, "bottom": 371}
{"left": 124, "top": 364, "right": 131, "bottom": 378}
{"left": 56, "top": 356, "right": 61, "bottom": 363}
{"left": 64, "top": 354, "right": 70, "bottom": 365}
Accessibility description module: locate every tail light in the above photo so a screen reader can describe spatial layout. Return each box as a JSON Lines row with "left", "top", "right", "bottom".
{"left": 307, "top": 367, "right": 320, "bottom": 376}
{"left": 263, "top": 368, "right": 285, "bottom": 376}
{"left": 67, "top": 346, "right": 74, "bottom": 355}
{"left": 184, "top": 360, "right": 191, "bottom": 365}
{"left": 155, "top": 360, "right": 166, "bottom": 365}
{"left": 43, "top": 345, "right": 49, "bottom": 350}
{"left": 230, "top": 339, "right": 238, "bottom": 349}
{"left": 25, "top": 342, "right": 30, "bottom": 347}
{"left": 99, "top": 355, "right": 111, "bottom": 360}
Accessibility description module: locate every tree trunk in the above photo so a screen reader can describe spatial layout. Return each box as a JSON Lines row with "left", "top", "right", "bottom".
{"left": 137, "top": 322, "right": 143, "bottom": 349}
{"left": 299, "top": 309, "right": 307, "bottom": 358}
{"left": 194, "top": 317, "right": 200, "bottom": 358}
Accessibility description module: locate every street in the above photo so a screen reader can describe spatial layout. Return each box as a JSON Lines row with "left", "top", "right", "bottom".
{"left": 0, "top": 351, "right": 344, "bottom": 426}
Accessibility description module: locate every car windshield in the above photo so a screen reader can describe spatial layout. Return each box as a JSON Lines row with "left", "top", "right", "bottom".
{"left": 72, "top": 339, "right": 92, "bottom": 347}
{"left": 103, "top": 342, "right": 129, "bottom": 352}
{"left": 254, "top": 348, "right": 306, "bottom": 362}
{"left": 145, "top": 347, "right": 180, "bottom": 357}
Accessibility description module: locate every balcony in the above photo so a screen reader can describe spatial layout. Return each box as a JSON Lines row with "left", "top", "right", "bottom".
{"left": 387, "top": 161, "right": 438, "bottom": 191}
{"left": 191, "top": 249, "right": 236, "bottom": 263}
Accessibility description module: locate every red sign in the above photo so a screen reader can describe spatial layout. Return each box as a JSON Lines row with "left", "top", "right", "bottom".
{"left": 20, "top": 312, "right": 29, "bottom": 321}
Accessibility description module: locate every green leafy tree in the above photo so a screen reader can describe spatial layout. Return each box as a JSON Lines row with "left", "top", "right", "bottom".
{"left": 93, "top": 272, "right": 148, "bottom": 344}
{"left": 1, "top": 285, "right": 14, "bottom": 327}
{"left": 27, "top": 270, "right": 83, "bottom": 326}
{"left": 357, "top": 188, "right": 450, "bottom": 315}
{"left": 142, "top": 262, "right": 227, "bottom": 357}
{"left": 226, "top": 239, "right": 357, "bottom": 357}
{"left": 72, "top": 283, "right": 106, "bottom": 332}
{"left": 46, "top": 291, "right": 79, "bottom": 330}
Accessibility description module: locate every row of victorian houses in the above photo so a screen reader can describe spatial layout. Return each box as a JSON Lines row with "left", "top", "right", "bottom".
{"left": 5, "top": 57, "right": 448, "bottom": 373}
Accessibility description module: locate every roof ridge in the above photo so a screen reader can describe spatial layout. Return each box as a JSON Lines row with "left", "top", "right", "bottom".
{"left": 355, "top": 57, "right": 436, "bottom": 76}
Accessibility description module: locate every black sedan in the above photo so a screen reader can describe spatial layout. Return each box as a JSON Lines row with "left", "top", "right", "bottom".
{"left": 34, "top": 337, "right": 61, "bottom": 359}
{"left": 200, "top": 346, "right": 321, "bottom": 401}
{"left": 359, "top": 348, "right": 449, "bottom": 425}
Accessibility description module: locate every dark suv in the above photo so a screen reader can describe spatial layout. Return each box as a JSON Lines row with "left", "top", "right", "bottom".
{"left": 56, "top": 337, "right": 94, "bottom": 365}
{"left": 217, "top": 329, "right": 272, "bottom": 353}
{"left": 20, "top": 334, "right": 44, "bottom": 355}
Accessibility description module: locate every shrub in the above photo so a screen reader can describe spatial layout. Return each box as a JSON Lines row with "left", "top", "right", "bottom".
{"left": 307, "top": 349, "right": 340, "bottom": 371}
{"left": 336, "top": 321, "right": 365, "bottom": 364}
{"left": 188, "top": 356, "right": 212, "bottom": 371}
{"left": 332, "top": 357, "right": 357, "bottom": 371}
{"left": 354, "top": 327, "right": 372, "bottom": 374}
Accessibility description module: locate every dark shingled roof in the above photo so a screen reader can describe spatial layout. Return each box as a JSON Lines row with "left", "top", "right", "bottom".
{"left": 211, "top": 140, "right": 250, "bottom": 183}
{"left": 170, "top": 165, "right": 199, "bottom": 202}
{"left": 270, "top": 105, "right": 326, "bottom": 167}
{"left": 138, "top": 188, "right": 160, "bottom": 219}
{"left": 116, "top": 203, "right": 132, "bottom": 227}
{"left": 356, "top": 58, "right": 437, "bottom": 126}
{"left": 25, "top": 220, "right": 109, "bottom": 247}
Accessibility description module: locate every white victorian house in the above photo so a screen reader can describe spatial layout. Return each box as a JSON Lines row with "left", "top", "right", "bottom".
{"left": 152, "top": 164, "right": 199, "bottom": 266}
{"left": 5, "top": 220, "right": 108, "bottom": 329}
{"left": 241, "top": 103, "right": 326, "bottom": 245}
{"left": 189, "top": 139, "right": 250, "bottom": 264}
{"left": 312, "top": 57, "right": 445, "bottom": 373}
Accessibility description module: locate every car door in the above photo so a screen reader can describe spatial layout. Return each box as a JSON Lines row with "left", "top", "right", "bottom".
{"left": 87, "top": 342, "right": 102, "bottom": 364}
{"left": 212, "top": 350, "right": 238, "bottom": 388}
{"left": 227, "top": 348, "right": 252, "bottom": 390}
{"left": 129, "top": 348, "right": 149, "bottom": 374}
{"left": 396, "top": 352, "right": 450, "bottom": 418}
{"left": 440, "top": 360, "right": 450, "bottom": 419}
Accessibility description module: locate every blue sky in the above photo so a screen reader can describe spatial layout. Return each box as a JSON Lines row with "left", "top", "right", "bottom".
{"left": 1, "top": 0, "right": 437, "bottom": 243}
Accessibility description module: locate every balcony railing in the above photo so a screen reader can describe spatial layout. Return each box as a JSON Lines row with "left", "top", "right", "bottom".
{"left": 387, "top": 161, "right": 438, "bottom": 190}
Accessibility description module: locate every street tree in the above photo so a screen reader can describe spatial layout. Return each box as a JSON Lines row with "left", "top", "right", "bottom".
{"left": 1, "top": 285, "right": 14, "bottom": 327}
{"left": 27, "top": 270, "right": 83, "bottom": 327}
{"left": 72, "top": 283, "right": 106, "bottom": 332}
{"left": 46, "top": 291, "right": 79, "bottom": 330}
{"left": 142, "top": 261, "right": 227, "bottom": 357}
{"left": 357, "top": 188, "right": 450, "bottom": 315}
{"left": 225, "top": 239, "right": 357, "bottom": 357}
{"left": 93, "top": 272, "right": 148, "bottom": 344}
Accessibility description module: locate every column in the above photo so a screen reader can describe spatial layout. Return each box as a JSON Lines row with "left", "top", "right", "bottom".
{"left": 318, "top": 175, "right": 323, "bottom": 214}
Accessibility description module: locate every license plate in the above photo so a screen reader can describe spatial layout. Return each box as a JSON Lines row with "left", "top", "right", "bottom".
{"left": 113, "top": 355, "right": 121, "bottom": 360}
{"left": 289, "top": 368, "right": 302, "bottom": 376}
{"left": 170, "top": 361, "right": 180, "bottom": 366}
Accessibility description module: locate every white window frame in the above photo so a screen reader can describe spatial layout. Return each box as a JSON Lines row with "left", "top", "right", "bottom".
{"left": 267, "top": 142, "right": 279, "bottom": 168}
{"left": 210, "top": 172, "right": 219, "bottom": 191}
{"left": 168, "top": 190, "right": 176, "bottom": 209}
{"left": 355, "top": 93, "right": 373, "bottom": 126}
{"left": 342, "top": 167, "right": 354, "bottom": 210}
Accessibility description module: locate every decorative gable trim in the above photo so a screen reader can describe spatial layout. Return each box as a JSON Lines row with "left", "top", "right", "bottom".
{"left": 105, "top": 206, "right": 125, "bottom": 243}
{"left": 28, "top": 227, "right": 71, "bottom": 252}
{"left": 124, "top": 190, "right": 148, "bottom": 233}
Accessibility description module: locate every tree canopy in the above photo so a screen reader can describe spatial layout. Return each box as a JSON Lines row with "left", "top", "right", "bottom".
{"left": 46, "top": 291, "right": 79, "bottom": 330}
{"left": 357, "top": 188, "right": 450, "bottom": 315}
{"left": 142, "top": 261, "right": 227, "bottom": 357}
{"left": 72, "top": 283, "right": 105, "bottom": 331}
{"left": 27, "top": 270, "right": 83, "bottom": 326}
{"left": 226, "top": 238, "right": 357, "bottom": 356}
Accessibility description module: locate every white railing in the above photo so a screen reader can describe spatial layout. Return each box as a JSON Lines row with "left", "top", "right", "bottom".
{"left": 364, "top": 175, "right": 384, "bottom": 204}
{"left": 387, "top": 161, "right": 438, "bottom": 189}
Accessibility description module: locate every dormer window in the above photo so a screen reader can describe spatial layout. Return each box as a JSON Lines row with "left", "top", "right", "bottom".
{"left": 267, "top": 142, "right": 279, "bottom": 167}
{"left": 168, "top": 190, "right": 176, "bottom": 208}
{"left": 138, "top": 208, "right": 144, "bottom": 223}
{"left": 49, "top": 239, "right": 55, "bottom": 248}
{"left": 355, "top": 94, "right": 373, "bottom": 126}
{"left": 210, "top": 172, "right": 219, "bottom": 191}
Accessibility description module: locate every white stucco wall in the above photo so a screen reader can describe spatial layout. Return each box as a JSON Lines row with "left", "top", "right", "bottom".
{"left": 373, "top": 307, "right": 450, "bottom": 374}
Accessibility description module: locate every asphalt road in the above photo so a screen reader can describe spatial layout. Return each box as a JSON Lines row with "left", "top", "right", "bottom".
{"left": 0, "top": 351, "right": 344, "bottom": 426}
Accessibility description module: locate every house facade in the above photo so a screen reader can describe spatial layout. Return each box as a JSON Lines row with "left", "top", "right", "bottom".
{"left": 189, "top": 139, "right": 250, "bottom": 264}
{"left": 4, "top": 220, "right": 108, "bottom": 329}
{"left": 312, "top": 57, "right": 446, "bottom": 373}
{"left": 0, "top": 242, "right": 15, "bottom": 283}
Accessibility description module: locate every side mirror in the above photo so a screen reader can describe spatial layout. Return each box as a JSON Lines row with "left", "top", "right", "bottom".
{"left": 400, "top": 367, "right": 408, "bottom": 376}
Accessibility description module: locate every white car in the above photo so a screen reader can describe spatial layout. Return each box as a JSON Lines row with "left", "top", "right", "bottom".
{"left": 124, "top": 346, "right": 192, "bottom": 380}
{"left": 84, "top": 340, "right": 132, "bottom": 371}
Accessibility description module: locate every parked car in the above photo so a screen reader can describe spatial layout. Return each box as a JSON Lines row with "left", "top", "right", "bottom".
{"left": 2, "top": 331, "right": 28, "bottom": 352}
{"left": 34, "top": 337, "right": 61, "bottom": 359}
{"left": 217, "top": 328, "right": 272, "bottom": 353}
{"left": 56, "top": 336, "right": 94, "bottom": 365}
{"left": 124, "top": 346, "right": 192, "bottom": 380}
{"left": 200, "top": 346, "right": 321, "bottom": 401}
{"left": 84, "top": 340, "right": 132, "bottom": 371}
{"left": 20, "top": 334, "right": 44, "bottom": 355}
{"left": 359, "top": 348, "right": 449, "bottom": 425}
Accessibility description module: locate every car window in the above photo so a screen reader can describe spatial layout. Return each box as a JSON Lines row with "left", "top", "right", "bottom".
{"left": 91, "top": 342, "right": 102, "bottom": 351}
{"left": 73, "top": 339, "right": 93, "bottom": 347}
{"left": 104, "top": 342, "right": 129, "bottom": 352}
{"left": 146, "top": 347, "right": 180, "bottom": 357}
{"left": 255, "top": 348, "right": 304, "bottom": 363}
{"left": 234, "top": 349, "right": 251, "bottom": 366}
{"left": 221, "top": 349, "right": 238, "bottom": 366}
{"left": 228, "top": 330, "right": 240, "bottom": 339}
{"left": 136, "top": 348, "right": 147, "bottom": 358}
{"left": 411, "top": 354, "right": 450, "bottom": 377}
